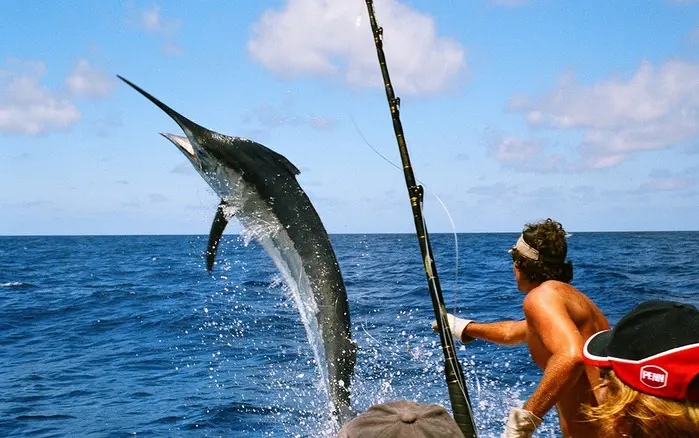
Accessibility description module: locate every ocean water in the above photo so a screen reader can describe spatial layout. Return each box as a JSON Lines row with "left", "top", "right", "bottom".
{"left": 1, "top": 232, "right": 698, "bottom": 437}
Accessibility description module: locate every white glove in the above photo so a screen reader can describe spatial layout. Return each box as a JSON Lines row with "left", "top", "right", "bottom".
{"left": 432, "top": 313, "right": 474, "bottom": 344}
{"left": 501, "top": 407, "right": 542, "bottom": 438}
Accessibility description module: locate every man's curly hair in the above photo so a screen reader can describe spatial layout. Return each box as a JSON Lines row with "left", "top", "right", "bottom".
{"left": 510, "top": 218, "right": 573, "bottom": 283}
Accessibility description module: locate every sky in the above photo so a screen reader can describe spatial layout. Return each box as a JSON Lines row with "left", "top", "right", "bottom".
{"left": 1, "top": 0, "right": 699, "bottom": 235}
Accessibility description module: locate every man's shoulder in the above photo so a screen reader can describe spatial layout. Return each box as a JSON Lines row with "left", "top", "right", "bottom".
{"left": 532, "top": 280, "right": 580, "bottom": 295}
{"left": 524, "top": 281, "right": 580, "bottom": 307}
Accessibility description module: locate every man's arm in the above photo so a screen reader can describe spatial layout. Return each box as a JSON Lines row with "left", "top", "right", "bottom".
{"left": 520, "top": 285, "right": 586, "bottom": 418}
{"left": 434, "top": 315, "right": 527, "bottom": 345}
{"left": 465, "top": 320, "right": 527, "bottom": 345}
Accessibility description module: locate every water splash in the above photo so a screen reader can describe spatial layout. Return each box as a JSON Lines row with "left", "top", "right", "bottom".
{"left": 190, "top": 219, "right": 337, "bottom": 435}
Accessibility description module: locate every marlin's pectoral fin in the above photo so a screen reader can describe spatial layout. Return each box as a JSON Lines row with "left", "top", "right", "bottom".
{"left": 206, "top": 200, "right": 231, "bottom": 272}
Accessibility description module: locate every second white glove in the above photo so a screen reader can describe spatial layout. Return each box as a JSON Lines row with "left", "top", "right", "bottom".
{"left": 501, "top": 407, "right": 542, "bottom": 438}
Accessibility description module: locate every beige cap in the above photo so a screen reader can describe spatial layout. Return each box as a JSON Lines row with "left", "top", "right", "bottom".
{"left": 337, "top": 400, "right": 465, "bottom": 438}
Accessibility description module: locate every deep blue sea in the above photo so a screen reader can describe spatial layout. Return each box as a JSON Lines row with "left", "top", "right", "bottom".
{"left": 1, "top": 232, "right": 698, "bottom": 437}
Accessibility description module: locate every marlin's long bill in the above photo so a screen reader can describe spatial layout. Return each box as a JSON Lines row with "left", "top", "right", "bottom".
{"left": 120, "top": 76, "right": 357, "bottom": 424}
{"left": 117, "top": 75, "right": 203, "bottom": 137}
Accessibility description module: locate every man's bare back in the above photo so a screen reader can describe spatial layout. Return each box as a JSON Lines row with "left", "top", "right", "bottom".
{"left": 525, "top": 280, "right": 609, "bottom": 437}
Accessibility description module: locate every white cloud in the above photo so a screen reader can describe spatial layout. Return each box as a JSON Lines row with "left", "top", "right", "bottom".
{"left": 492, "top": 136, "right": 540, "bottom": 161}
{"left": 487, "top": 134, "right": 563, "bottom": 173}
{"left": 0, "top": 59, "right": 80, "bottom": 135}
{"left": 241, "top": 97, "right": 338, "bottom": 132}
{"left": 247, "top": 0, "right": 466, "bottom": 95}
{"left": 140, "top": 6, "right": 180, "bottom": 35}
{"left": 308, "top": 115, "right": 336, "bottom": 130}
{"left": 641, "top": 167, "right": 697, "bottom": 193}
{"left": 138, "top": 6, "right": 182, "bottom": 55}
{"left": 642, "top": 177, "right": 694, "bottom": 191}
{"left": 66, "top": 59, "right": 115, "bottom": 98}
{"left": 510, "top": 60, "right": 699, "bottom": 169}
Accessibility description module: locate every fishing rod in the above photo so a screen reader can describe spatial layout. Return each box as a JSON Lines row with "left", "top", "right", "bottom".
{"left": 363, "top": 1, "right": 478, "bottom": 437}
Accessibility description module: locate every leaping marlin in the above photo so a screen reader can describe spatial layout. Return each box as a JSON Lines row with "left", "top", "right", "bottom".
{"left": 118, "top": 75, "right": 356, "bottom": 422}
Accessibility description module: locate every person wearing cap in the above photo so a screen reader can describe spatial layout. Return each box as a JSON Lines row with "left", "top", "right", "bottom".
{"left": 582, "top": 300, "right": 699, "bottom": 437}
{"left": 336, "top": 399, "right": 465, "bottom": 438}
{"left": 434, "top": 219, "right": 610, "bottom": 437}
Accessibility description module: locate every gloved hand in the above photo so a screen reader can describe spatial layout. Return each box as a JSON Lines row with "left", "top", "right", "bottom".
{"left": 432, "top": 313, "right": 474, "bottom": 344}
{"left": 501, "top": 407, "right": 542, "bottom": 438}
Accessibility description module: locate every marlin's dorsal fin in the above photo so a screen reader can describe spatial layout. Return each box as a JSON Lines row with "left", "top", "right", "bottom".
{"left": 266, "top": 148, "right": 300, "bottom": 177}
{"left": 206, "top": 200, "right": 231, "bottom": 272}
{"left": 243, "top": 140, "right": 301, "bottom": 177}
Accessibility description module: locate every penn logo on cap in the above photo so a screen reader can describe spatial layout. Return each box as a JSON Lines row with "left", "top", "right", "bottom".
{"left": 640, "top": 365, "right": 668, "bottom": 389}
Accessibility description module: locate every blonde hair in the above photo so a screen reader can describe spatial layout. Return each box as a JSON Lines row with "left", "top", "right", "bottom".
{"left": 583, "top": 371, "right": 699, "bottom": 437}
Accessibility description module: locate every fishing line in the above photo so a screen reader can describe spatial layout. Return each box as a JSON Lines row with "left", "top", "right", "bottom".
{"left": 361, "top": 323, "right": 381, "bottom": 345}
{"left": 349, "top": 114, "right": 462, "bottom": 317}
{"left": 417, "top": 194, "right": 470, "bottom": 402}
{"left": 474, "top": 370, "right": 481, "bottom": 398}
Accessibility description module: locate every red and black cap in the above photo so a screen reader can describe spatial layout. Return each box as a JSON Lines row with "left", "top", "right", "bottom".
{"left": 583, "top": 300, "right": 699, "bottom": 401}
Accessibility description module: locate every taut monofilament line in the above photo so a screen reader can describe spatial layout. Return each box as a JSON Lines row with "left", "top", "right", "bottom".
{"left": 362, "top": 1, "right": 478, "bottom": 436}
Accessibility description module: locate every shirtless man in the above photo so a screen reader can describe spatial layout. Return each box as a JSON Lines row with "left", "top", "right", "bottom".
{"left": 437, "top": 219, "right": 609, "bottom": 437}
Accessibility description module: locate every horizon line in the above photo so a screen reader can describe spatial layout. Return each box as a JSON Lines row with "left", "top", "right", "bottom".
{"left": 1, "top": 230, "right": 698, "bottom": 238}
